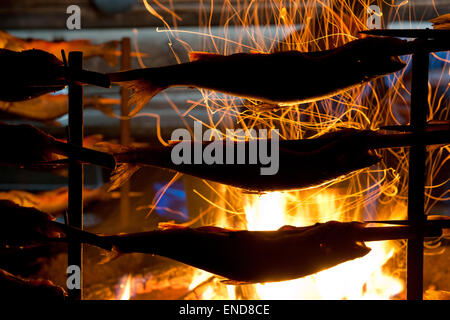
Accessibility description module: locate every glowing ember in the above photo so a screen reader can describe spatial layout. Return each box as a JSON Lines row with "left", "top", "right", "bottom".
{"left": 245, "top": 192, "right": 404, "bottom": 300}
{"left": 185, "top": 190, "right": 406, "bottom": 300}
{"left": 128, "top": 0, "right": 448, "bottom": 301}
{"left": 117, "top": 274, "right": 132, "bottom": 300}
{"left": 187, "top": 270, "right": 212, "bottom": 290}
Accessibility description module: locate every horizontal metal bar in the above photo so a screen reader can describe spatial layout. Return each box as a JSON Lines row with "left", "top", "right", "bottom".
{"left": 360, "top": 29, "right": 450, "bottom": 39}
{"left": 53, "top": 141, "right": 116, "bottom": 169}
{"left": 57, "top": 67, "right": 111, "bottom": 88}
{"left": 366, "top": 219, "right": 450, "bottom": 229}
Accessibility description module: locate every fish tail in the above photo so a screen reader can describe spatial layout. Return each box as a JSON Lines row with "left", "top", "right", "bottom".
{"left": 108, "top": 73, "right": 167, "bottom": 117}
{"left": 85, "top": 96, "right": 120, "bottom": 118}
{"left": 107, "top": 163, "right": 141, "bottom": 192}
{"left": 90, "top": 141, "right": 142, "bottom": 191}
{"left": 98, "top": 246, "right": 121, "bottom": 264}
{"left": 52, "top": 221, "right": 121, "bottom": 263}
{"left": 99, "top": 40, "right": 121, "bottom": 67}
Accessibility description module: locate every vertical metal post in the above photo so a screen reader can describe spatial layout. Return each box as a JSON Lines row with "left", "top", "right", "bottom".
{"left": 120, "top": 37, "right": 132, "bottom": 228}
{"left": 68, "top": 51, "right": 84, "bottom": 300}
{"left": 406, "top": 43, "right": 428, "bottom": 300}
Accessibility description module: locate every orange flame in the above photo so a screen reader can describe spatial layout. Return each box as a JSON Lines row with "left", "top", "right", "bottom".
{"left": 135, "top": 0, "right": 449, "bottom": 300}
{"left": 117, "top": 274, "right": 132, "bottom": 300}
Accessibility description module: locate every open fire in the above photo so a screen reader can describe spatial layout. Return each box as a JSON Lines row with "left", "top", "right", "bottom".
{"left": 115, "top": 189, "right": 407, "bottom": 300}
{"left": 109, "top": 0, "right": 449, "bottom": 300}
{"left": 242, "top": 192, "right": 405, "bottom": 300}
{"left": 0, "top": 0, "right": 447, "bottom": 303}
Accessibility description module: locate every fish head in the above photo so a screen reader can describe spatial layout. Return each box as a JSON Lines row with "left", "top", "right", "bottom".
{"left": 336, "top": 147, "right": 381, "bottom": 176}
{"left": 346, "top": 37, "right": 407, "bottom": 79}
{"left": 320, "top": 129, "right": 382, "bottom": 177}
{"left": 0, "top": 200, "right": 63, "bottom": 241}
{"left": 309, "top": 221, "right": 372, "bottom": 267}
{"left": 358, "top": 54, "right": 406, "bottom": 79}
{"left": 0, "top": 122, "right": 60, "bottom": 165}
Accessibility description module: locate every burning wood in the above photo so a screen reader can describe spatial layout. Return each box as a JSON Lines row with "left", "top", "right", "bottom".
{"left": 0, "top": 94, "right": 119, "bottom": 123}
{"left": 108, "top": 36, "right": 407, "bottom": 116}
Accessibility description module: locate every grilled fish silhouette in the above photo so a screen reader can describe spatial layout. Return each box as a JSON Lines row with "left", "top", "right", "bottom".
{"left": 0, "top": 49, "right": 110, "bottom": 102}
{"left": 99, "top": 126, "right": 450, "bottom": 192}
{"left": 99, "top": 129, "right": 382, "bottom": 192}
{"left": 0, "top": 200, "right": 110, "bottom": 250}
{"left": 92, "top": 222, "right": 371, "bottom": 284}
{"left": 0, "top": 269, "right": 67, "bottom": 301}
{"left": 0, "top": 199, "right": 369, "bottom": 283}
{"left": 108, "top": 36, "right": 407, "bottom": 116}
{"left": 0, "top": 122, "right": 115, "bottom": 169}
{"left": 0, "top": 49, "right": 66, "bottom": 101}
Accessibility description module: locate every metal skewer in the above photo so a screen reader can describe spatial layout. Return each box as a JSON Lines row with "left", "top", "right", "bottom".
{"left": 360, "top": 29, "right": 450, "bottom": 39}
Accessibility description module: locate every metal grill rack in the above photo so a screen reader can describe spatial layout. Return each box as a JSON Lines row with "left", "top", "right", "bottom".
{"left": 63, "top": 38, "right": 132, "bottom": 300}
{"left": 10, "top": 30, "right": 448, "bottom": 300}
{"left": 362, "top": 28, "right": 450, "bottom": 300}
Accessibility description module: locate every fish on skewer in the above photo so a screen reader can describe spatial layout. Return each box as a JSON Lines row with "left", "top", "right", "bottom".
{"left": 0, "top": 200, "right": 370, "bottom": 284}
{"left": 0, "top": 122, "right": 116, "bottom": 169}
{"left": 108, "top": 36, "right": 408, "bottom": 116}
{"left": 96, "top": 222, "right": 372, "bottom": 284}
{"left": 0, "top": 269, "right": 66, "bottom": 301}
{"left": 0, "top": 94, "right": 119, "bottom": 123}
{"left": 0, "top": 200, "right": 65, "bottom": 243}
{"left": 0, "top": 200, "right": 111, "bottom": 250}
{"left": 51, "top": 222, "right": 441, "bottom": 284}
{"left": 100, "top": 128, "right": 381, "bottom": 192}
{"left": 100, "top": 127, "right": 450, "bottom": 192}
{"left": 0, "top": 49, "right": 110, "bottom": 102}
{"left": 1, "top": 201, "right": 442, "bottom": 284}
{"left": 0, "top": 30, "right": 146, "bottom": 67}
{"left": 0, "top": 49, "right": 66, "bottom": 101}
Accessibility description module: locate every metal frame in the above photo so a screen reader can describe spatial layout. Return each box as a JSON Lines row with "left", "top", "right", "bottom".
{"left": 62, "top": 34, "right": 447, "bottom": 300}
{"left": 66, "top": 38, "right": 132, "bottom": 300}
{"left": 67, "top": 51, "right": 84, "bottom": 301}
{"left": 406, "top": 41, "right": 429, "bottom": 301}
